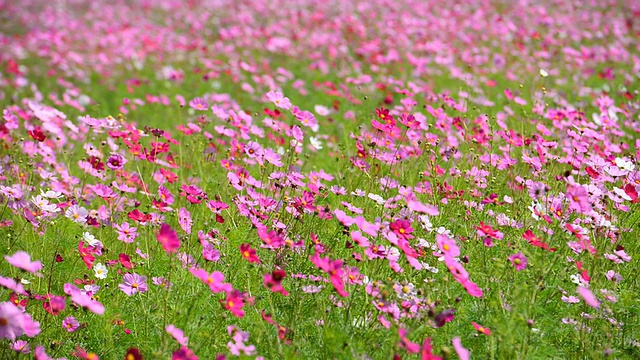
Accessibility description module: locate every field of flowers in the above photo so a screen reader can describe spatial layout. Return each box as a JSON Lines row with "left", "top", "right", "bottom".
{"left": 1, "top": 0, "right": 639, "bottom": 359}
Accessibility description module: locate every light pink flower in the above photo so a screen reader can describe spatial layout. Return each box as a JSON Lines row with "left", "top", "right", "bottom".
{"left": 266, "top": 90, "right": 291, "bottom": 110}
{"left": 578, "top": 286, "right": 600, "bottom": 308}
{"left": 5, "top": 251, "right": 43, "bottom": 274}
{"left": 166, "top": 324, "right": 189, "bottom": 346}
{"left": 452, "top": 337, "right": 470, "bottom": 360}
{"left": 0, "top": 302, "right": 25, "bottom": 340}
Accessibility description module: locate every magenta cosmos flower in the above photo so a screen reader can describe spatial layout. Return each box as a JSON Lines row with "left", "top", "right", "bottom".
{"left": 106, "top": 153, "right": 126, "bottom": 170}
{"left": 509, "top": 252, "right": 528, "bottom": 271}
{"left": 119, "top": 273, "right": 148, "bottom": 296}
{"left": 389, "top": 219, "right": 414, "bottom": 240}
{"left": 157, "top": 223, "right": 181, "bottom": 254}
{"left": 62, "top": 316, "right": 79, "bottom": 332}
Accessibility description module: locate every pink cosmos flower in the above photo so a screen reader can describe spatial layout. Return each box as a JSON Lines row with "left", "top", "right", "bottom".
{"left": 157, "top": 223, "right": 181, "bottom": 253}
{"left": 462, "top": 279, "right": 484, "bottom": 298}
{"left": 509, "top": 252, "right": 528, "bottom": 271}
{"left": 262, "top": 148, "right": 282, "bottom": 167}
{"left": 106, "top": 153, "right": 126, "bottom": 170}
{"left": 264, "top": 269, "right": 289, "bottom": 296}
{"left": 389, "top": 219, "right": 414, "bottom": 240}
{"left": 43, "top": 294, "right": 66, "bottom": 315}
{"left": 0, "top": 302, "right": 25, "bottom": 340}
{"left": 239, "top": 243, "right": 261, "bottom": 264}
{"left": 166, "top": 324, "right": 189, "bottom": 346}
{"left": 476, "top": 222, "right": 504, "bottom": 246}
{"left": 567, "top": 185, "right": 592, "bottom": 214}
{"left": 172, "top": 346, "right": 198, "bottom": 360}
{"left": 115, "top": 222, "right": 138, "bottom": 243}
{"left": 64, "top": 283, "right": 105, "bottom": 315}
{"left": 5, "top": 251, "right": 43, "bottom": 273}
{"left": 407, "top": 200, "right": 439, "bottom": 215}
{"left": 266, "top": 90, "right": 291, "bottom": 110}
{"left": 70, "top": 291, "right": 105, "bottom": 314}
{"left": 350, "top": 231, "right": 370, "bottom": 247}
{"left": 420, "top": 338, "right": 442, "bottom": 359}
{"left": 62, "top": 316, "right": 79, "bottom": 332}
{"left": 452, "top": 337, "right": 470, "bottom": 360}
{"left": 244, "top": 141, "right": 263, "bottom": 158}
{"left": 189, "top": 97, "right": 209, "bottom": 111}
{"left": 354, "top": 216, "right": 380, "bottom": 237}
{"left": 227, "top": 326, "right": 256, "bottom": 356}
{"left": 472, "top": 321, "right": 492, "bottom": 335}
{"left": 21, "top": 312, "right": 40, "bottom": 337}
{"left": 310, "top": 253, "right": 349, "bottom": 297}
{"left": 189, "top": 268, "right": 232, "bottom": 293}
{"left": 178, "top": 207, "right": 192, "bottom": 234}
{"left": 436, "top": 234, "right": 460, "bottom": 258}
{"left": 91, "top": 184, "right": 116, "bottom": 199}
{"left": 35, "top": 345, "right": 55, "bottom": 360}
{"left": 78, "top": 241, "right": 97, "bottom": 269}
{"left": 11, "top": 339, "right": 30, "bottom": 354}
{"left": 202, "top": 242, "right": 220, "bottom": 262}
{"left": 221, "top": 290, "right": 245, "bottom": 318}
{"left": 399, "top": 113, "right": 421, "bottom": 130}
{"left": 398, "top": 328, "right": 420, "bottom": 354}
{"left": 65, "top": 204, "right": 89, "bottom": 224}
{"left": 0, "top": 276, "right": 27, "bottom": 295}
{"left": 577, "top": 286, "right": 600, "bottom": 308}
{"left": 119, "top": 273, "right": 148, "bottom": 296}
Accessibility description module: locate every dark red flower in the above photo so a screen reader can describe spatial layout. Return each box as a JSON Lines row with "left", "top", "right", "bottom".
{"left": 28, "top": 127, "right": 46, "bottom": 142}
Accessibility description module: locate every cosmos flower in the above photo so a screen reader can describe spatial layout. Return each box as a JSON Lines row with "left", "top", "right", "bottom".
{"left": 62, "top": 316, "right": 80, "bottom": 332}
{"left": 508, "top": 252, "right": 528, "bottom": 271}
{"left": 93, "top": 263, "right": 108, "bottom": 279}
{"left": 4, "top": 251, "right": 43, "bottom": 273}
{"left": 118, "top": 273, "right": 148, "bottom": 296}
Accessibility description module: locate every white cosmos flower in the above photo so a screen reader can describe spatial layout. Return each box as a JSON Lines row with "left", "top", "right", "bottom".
{"left": 83, "top": 232, "right": 102, "bottom": 248}
{"left": 367, "top": 193, "right": 385, "bottom": 205}
{"left": 614, "top": 157, "right": 635, "bottom": 172}
{"left": 32, "top": 195, "right": 60, "bottom": 213}
{"left": 40, "top": 189, "right": 63, "bottom": 199}
{"left": 418, "top": 215, "right": 433, "bottom": 232}
{"left": 94, "top": 263, "right": 108, "bottom": 280}
{"left": 314, "top": 105, "right": 331, "bottom": 116}
{"left": 309, "top": 136, "right": 323, "bottom": 150}
{"left": 613, "top": 187, "right": 632, "bottom": 201}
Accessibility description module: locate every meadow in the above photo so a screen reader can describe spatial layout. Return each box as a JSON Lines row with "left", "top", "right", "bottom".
{"left": 1, "top": 0, "right": 639, "bottom": 359}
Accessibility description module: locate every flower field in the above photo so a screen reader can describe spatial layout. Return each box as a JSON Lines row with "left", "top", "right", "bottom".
{"left": 1, "top": 0, "right": 639, "bottom": 358}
